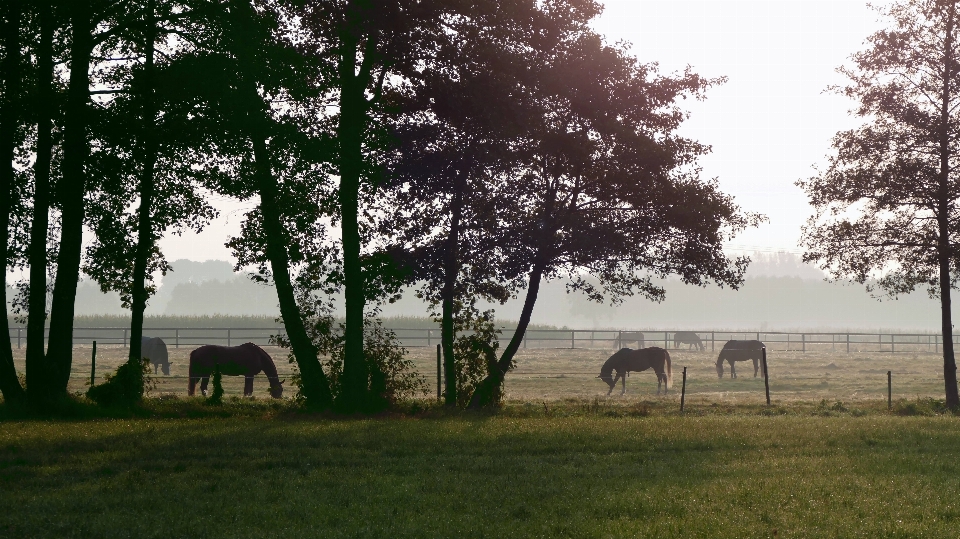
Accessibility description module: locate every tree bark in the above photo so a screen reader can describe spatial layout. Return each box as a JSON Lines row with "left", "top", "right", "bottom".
{"left": 0, "top": 0, "right": 26, "bottom": 405}
{"left": 25, "top": 0, "right": 54, "bottom": 404}
{"left": 336, "top": 19, "right": 369, "bottom": 412}
{"left": 46, "top": 0, "right": 93, "bottom": 396}
{"left": 128, "top": 0, "right": 158, "bottom": 370}
{"left": 441, "top": 184, "right": 463, "bottom": 406}
{"left": 939, "top": 1, "right": 959, "bottom": 408}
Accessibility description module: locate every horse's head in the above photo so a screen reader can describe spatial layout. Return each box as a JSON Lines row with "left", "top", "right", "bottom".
{"left": 270, "top": 379, "right": 285, "bottom": 399}
{"left": 716, "top": 355, "right": 725, "bottom": 378}
{"left": 598, "top": 373, "right": 615, "bottom": 390}
{"left": 161, "top": 363, "right": 170, "bottom": 376}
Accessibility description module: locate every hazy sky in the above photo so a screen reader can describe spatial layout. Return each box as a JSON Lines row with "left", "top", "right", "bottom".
{"left": 159, "top": 0, "right": 892, "bottom": 264}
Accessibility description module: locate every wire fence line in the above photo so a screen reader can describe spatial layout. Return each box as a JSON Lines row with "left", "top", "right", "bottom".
{"left": 7, "top": 326, "right": 960, "bottom": 354}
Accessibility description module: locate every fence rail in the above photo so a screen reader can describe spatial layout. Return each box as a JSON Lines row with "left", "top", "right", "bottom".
{"left": 8, "top": 327, "right": 960, "bottom": 354}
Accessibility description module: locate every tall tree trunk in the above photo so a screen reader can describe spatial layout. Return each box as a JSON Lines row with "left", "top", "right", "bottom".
{"left": 939, "top": 2, "right": 959, "bottom": 409}
{"left": 25, "top": 0, "right": 54, "bottom": 404}
{"left": 46, "top": 0, "right": 93, "bottom": 397}
{"left": 250, "top": 131, "right": 333, "bottom": 408}
{"left": 0, "top": 0, "right": 26, "bottom": 405}
{"left": 441, "top": 184, "right": 463, "bottom": 406}
{"left": 336, "top": 27, "right": 369, "bottom": 412}
{"left": 128, "top": 0, "right": 158, "bottom": 369}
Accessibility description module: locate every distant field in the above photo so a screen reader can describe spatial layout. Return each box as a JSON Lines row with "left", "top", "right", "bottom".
{"left": 2, "top": 409, "right": 960, "bottom": 538}
{"left": 12, "top": 343, "right": 948, "bottom": 405}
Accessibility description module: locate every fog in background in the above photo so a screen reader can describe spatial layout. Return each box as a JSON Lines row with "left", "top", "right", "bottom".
{"left": 5, "top": 253, "right": 957, "bottom": 331}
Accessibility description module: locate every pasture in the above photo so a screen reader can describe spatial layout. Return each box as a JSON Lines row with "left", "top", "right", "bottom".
{"left": 12, "top": 342, "right": 947, "bottom": 404}
{"left": 2, "top": 408, "right": 960, "bottom": 538}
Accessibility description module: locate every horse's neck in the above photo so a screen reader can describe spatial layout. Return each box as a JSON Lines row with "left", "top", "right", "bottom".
{"left": 260, "top": 353, "right": 280, "bottom": 380}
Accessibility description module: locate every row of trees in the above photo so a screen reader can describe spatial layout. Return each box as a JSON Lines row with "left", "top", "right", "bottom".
{"left": 0, "top": 0, "right": 756, "bottom": 412}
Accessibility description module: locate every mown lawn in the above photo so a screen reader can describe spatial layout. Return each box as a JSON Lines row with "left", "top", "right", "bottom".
{"left": 2, "top": 403, "right": 960, "bottom": 538}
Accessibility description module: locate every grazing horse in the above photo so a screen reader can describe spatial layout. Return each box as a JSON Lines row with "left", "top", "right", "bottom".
{"left": 716, "top": 340, "right": 765, "bottom": 378}
{"left": 598, "top": 347, "right": 672, "bottom": 395}
{"left": 673, "top": 331, "right": 705, "bottom": 351}
{"left": 616, "top": 331, "right": 644, "bottom": 350}
{"left": 141, "top": 336, "right": 170, "bottom": 375}
{"left": 188, "top": 343, "right": 284, "bottom": 398}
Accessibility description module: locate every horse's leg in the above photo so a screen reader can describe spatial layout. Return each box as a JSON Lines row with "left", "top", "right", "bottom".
{"left": 244, "top": 376, "right": 254, "bottom": 397}
{"left": 200, "top": 376, "right": 209, "bottom": 397}
{"left": 622, "top": 372, "right": 627, "bottom": 395}
{"left": 188, "top": 377, "right": 196, "bottom": 396}
{"left": 730, "top": 361, "right": 736, "bottom": 379}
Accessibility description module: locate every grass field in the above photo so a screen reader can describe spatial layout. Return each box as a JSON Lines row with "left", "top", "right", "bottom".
{"left": 12, "top": 343, "right": 949, "bottom": 405}
{"left": 2, "top": 405, "right": 960, "bottom": 538}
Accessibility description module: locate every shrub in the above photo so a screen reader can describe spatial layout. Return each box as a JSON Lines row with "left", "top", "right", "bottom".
{"left": 205, "top": 364, "right": 224, "bottom": 406}
{"left": 86, "top": 358, "right": 153, "bottom": 408}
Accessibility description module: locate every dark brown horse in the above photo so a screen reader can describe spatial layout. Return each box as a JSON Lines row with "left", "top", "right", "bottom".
{"left": 188, "top": 343, "right": 284, "bottom": 398}
{"left": 716, "top": 340, "right": 765, "bottom": 378}
{"left": 673, "top": 331, "right": 704, "bottom": 351}
{"left": 598, "top": 347, "right": 672, "bottom": 395}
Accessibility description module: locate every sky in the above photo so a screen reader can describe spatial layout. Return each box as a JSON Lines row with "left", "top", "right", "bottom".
{"left": 158, "top": 0, "right": 893, "bottom": 264}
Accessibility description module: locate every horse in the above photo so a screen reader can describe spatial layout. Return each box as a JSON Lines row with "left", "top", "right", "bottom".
{"left": 616, "top": 331, "right": 644, "bottom": 350}
{"left": 598, "top": 347, "right": 672, "bottom": 395}
{"left": 141, "top": 336, "right": 170, "bottom": 375}
{"left": 188, "top": 343, "right": 284, "bottom": 398}
{"left": 673, "top": 331, "right": 704, "bottom": 351}
{"left": 716, "top": 340, "right": 765, "bottom": 379}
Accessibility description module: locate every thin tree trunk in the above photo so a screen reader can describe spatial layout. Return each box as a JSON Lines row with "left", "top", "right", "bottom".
{"left": 441, "top": 185, "right": 463, "bottom": 406}
{"left": 46, "top": 0, "right": 93, "bottom": 396}
{"left": 0, "top": 0, "right": 26, "bottom": 404}
{"left": 939, "top": 2, "right": 959, "bottom": 409}
{"left": 337, "top": 27, "right": 369, "bottom": 412}
{"left": 468, "top": 260, "right": 546, "bottom": 408}
{"left": 25, "top": 0, "right": 54, "bottom": 405}
{"left": 128, "top": 0, "right": 158, "bottom": 371}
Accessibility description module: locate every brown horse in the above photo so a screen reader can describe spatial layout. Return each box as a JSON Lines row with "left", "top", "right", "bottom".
{"left": 141, "top": 336, "right": 170, "bottom": 375}
{"left": 616, "top": 331, "right": 644, "bottom": 350}
{"left": 716, "top": 340, "right": 765, "bottom": 378}
{"left": 188, "top": 343, "right": 284, "bottom": 398}
{"left": 598, "top": 347, "right": 672, "bottom": 395}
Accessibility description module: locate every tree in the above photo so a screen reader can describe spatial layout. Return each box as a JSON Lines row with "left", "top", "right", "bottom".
{"left": 799, "top": 0, "right": 960, "bottom": 407}
{"left": 0, "top": 0, "right": 27, "bottom": 404}
{"left": 461, "top": 3, "right": 756, "bottom": 407}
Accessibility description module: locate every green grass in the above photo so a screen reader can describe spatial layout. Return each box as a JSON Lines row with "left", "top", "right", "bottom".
{"left": 3, "top": 401, "right": 960, "bottom": 538}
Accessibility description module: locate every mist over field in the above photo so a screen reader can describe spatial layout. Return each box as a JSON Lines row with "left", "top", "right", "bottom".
{"left": 5, "top": 253, "right": 953, "bottom": 331}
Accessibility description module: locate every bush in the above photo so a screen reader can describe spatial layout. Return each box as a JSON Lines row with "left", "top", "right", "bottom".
{"left": 205, "top": 364, "right": 224, "bottom": 406}
{"left": 86, "top": 358, "right": 153, "bottom": 408}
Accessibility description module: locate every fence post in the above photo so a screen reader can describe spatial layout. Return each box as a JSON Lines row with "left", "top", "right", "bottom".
{"left": 762, "top": 347, "right": 770, "bottom": 406}
{"left": 680, "top": 367, "right": 688, "bottom": 412}
{"left": 879, "top": 333, "right": 882, "bottom": 353}
{"left": 123, "top": 328, "right": 128, "bottom": 348}
{"left": 90, "top": 341, "right": 97, "bottom": 386}
{"left": 617, "top": 330, "right": 622, "bottom": 350}
{"left": 175, "top": 329, "right": 179, "bottom": 349}
{"left": 571, "top": 330, "right": 575, "bottom": 349}
{"left": 711, "top": 332, "right": 715, "bottom": 352}
{"left": 664, "top": 331, "right": 668, "bottom": 350}
{"left": 427, "top": 330, "right": 431, "bottom": 347}
{"left": 227, "top": 329, "right": 231, "bottom": 347}
{"left": 887, "top": 370, "right": 892, "bottom": 410}
{"left": 437, "top": 344, "right": 442, "bottom": 401}
{"left": 802, "top": 333, "right": 805, "bottom": 353}
{"left": 847, "top": 333, "right": 850, "bottom": 353}
{"left": 891, "top": 334, "right": 895, "bottom": 354}
{"left": 936, "top": 334, "right": 939, "bottom": 354}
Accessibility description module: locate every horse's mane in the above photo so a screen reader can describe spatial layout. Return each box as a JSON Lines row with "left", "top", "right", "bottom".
{"left": 600, "top": 348, "right": 630, "bottom": 377}
{"left": 247, "top": 344, "right": 279, "bottom": 379}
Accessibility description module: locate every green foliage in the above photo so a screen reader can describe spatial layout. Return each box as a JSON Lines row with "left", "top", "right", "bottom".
{"left": 438, "top": 300, "right": 504, "bottom": 408}
{"left": 86, "top": 358, "right": 153, "bottom": 408}
{"left": 205, "top": 364, "right": 224, "bottom": 406}
{"left": 278, "top": 302, "right": 427, "bottom": 409}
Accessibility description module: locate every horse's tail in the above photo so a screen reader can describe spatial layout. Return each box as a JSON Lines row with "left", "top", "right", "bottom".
{"left": 664, "top": 349, "right": 672, "bottom": 389}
